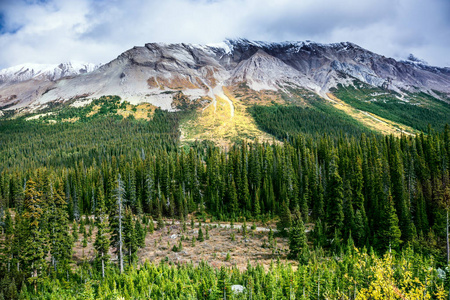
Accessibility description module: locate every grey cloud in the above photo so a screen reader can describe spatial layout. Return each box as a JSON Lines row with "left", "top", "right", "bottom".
{"left": 0, "top": 0, "right": 449, "bottom": 69}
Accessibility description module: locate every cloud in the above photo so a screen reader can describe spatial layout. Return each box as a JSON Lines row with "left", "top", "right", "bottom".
{"left": 0, "top": 0, "right": 449, "bottom": 69}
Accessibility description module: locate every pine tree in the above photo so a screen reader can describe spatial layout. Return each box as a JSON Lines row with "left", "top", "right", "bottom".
{"left": 205, "top": 226, "right": 210, "bottom": 240}
{"left": 21, "top": 179, "right": 46, "bottom": 292}
{"left": 71, "top": 220, "right": 78, "bottom": 243}
{"left": 49, "top": 185, "right": 73, "bottom": 273}
{"left": 277, "top": 200, "right": 291, "bottom": 236}
{"left": 123, "top": 207, "right": 138, "bottom": 265}
{"left": 376, "top": 191, "right": 402, "bottom": 252}
{"left": 135, "top": 218, "right": 146, "bottom": 248}
{"left": 229, "top": 179, "right": 239, "bottom": 216}
{"left": 242, "top": 218, "right": 248, "bottom": 240}
{"left": 289, "top": 208, "right": 307, "bottom": 259}
{"left": 182, "top": 218, "right": 187, "bottom": 232}
{"left": 314, "top": 176, "right": 325, "bottom": 220}
{"left": 4, "top": 210, "right": 13, "bottom": 236}
{"left": 390, "top": 149, "right": 413, "bottom": 243}
{"left": 313, "top": 218, "right": 326, "bottom": 248}
{"left": 413, "top": 185, "right": 428, "bottom": 235}
{"left": 354, "top": 209, "right": 366, "bottom": 246}
{"left": 110, "top": 174, "right": 125, "bottom": 273}
{"left": 241, "top": 168, "right": 251, "bottom": 214}
{"left": 198, "top": 227, "right": 204, "bottom": 242}
{"left": 79, "top": 217, "right": 86, "bottom": 238}
{"left": 125, "top": 171, "right": 137, "bottom": 211}
{"left": 440, "top": 185, "right": 450, "bottom": 265}
{"left": 11, "top": 213, "right": 27, "bottom": 272}
{"left": 353, "top": 157, "right": 368, "bottom": 244}
{"left": 327, "top": 160, "right": 344, "bottom": 240}
{"left": 268, "top": 228, "right": 274, "bottom": 247}
{"left": 82, "top": 224, "right": 88, "bottom": 248}
{"left": 253, "top": 188, "right": 261, "bottom": 218}
{"left": 10, "top": 173, "right": 24, "bottom": 213}
{"left": 157, "top": 211, "right": 165, "bottom": 230}
{"left": 94, "top": 185, "right": 109, "bottom": 278}
{"left": 300, "top": 175, "right": 309, "bottom": 223}
{"left": 2, "top": 210, "right": 13, "bottom": 271}
{"left": 148, "top": 216, "right": 154, "bottom": 233}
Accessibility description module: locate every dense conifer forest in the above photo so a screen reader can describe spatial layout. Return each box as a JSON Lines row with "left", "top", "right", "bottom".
{"left": 0, "top": 98, "right": 449, "bottom": 299}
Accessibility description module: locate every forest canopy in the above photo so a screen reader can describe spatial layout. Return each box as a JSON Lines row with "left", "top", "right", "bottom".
{"left": 0, "top": 98, "right": 449, "bottom": 299}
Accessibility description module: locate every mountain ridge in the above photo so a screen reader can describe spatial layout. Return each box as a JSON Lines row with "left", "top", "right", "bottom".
{"left": 0, "top": 39, "right": 449, "bottom": 113}
{"left": 0, "top": 61, "right": 100, "bottom": 84}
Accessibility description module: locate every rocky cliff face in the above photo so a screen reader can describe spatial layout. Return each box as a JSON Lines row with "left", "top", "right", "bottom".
{"left": 0, "top": 39, "right": 449, "bottom": 112}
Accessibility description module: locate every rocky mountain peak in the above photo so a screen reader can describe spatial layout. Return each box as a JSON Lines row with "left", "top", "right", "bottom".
{"left": 0, "top": 39, "right": 449, "bottom": 112}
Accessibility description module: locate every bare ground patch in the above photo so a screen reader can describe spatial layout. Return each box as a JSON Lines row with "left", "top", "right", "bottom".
{"left": 71, "top": 219, "right": 294, "bottom": 271}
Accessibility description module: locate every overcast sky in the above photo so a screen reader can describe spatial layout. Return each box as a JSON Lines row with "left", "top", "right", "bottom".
{"left": 0, "top": 0, "right": 449, "bottom": 69}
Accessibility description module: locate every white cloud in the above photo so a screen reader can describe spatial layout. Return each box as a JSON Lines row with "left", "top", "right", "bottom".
{"left": 0, "top": 0, "right": 449, "bottom": 69}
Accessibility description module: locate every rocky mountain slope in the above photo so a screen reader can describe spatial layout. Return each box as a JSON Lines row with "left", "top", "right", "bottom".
{"left": 0, "top": 62, "right": 99, "bottom": 110}
{"left": 0, "top": 39, "right": 449, "bottom": 113}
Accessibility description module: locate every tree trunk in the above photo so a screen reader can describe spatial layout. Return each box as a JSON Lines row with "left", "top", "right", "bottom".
{"left": 33, "top": 268, "right": 38, "bottom": 293}
{"left": 318, "top": 271, "right": 320, "bottom": 299}
{"left": 53, "top": 256, "right": 57, "bottom": 273}
{"left": 101, "top": 252, "right": 105, "bottom": 278}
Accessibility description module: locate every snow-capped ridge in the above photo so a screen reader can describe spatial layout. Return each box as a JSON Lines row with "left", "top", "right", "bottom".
{"left": 0, "top": 61, "right": 100, "bottom": 83}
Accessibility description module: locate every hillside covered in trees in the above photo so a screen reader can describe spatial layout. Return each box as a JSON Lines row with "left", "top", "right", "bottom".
{"left": 0, "top": 97, "right": 449, "bottom": 299}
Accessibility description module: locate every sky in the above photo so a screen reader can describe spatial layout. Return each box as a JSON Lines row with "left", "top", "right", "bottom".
{"left": 0, "top": 0, "right": 449, "bottom": 69}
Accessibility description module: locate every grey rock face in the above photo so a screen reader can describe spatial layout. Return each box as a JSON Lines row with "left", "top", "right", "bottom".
{"left": 1, "top": 39, "right": 449, "bottom": 112}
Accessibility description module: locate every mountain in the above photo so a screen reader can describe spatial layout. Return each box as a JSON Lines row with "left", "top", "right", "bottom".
{"left": 0, "top": 39, "right": 449, "bottom": 119}
{"left": 0, "top": 62, "right": 99, "bottom": 110}
{"left": 0, "top": 62, "right": 99, "bottom": 83}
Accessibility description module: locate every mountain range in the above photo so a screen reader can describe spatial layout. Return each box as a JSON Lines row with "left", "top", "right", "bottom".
{"left": 0, "top": 38, "right": 449, "bottom": 113}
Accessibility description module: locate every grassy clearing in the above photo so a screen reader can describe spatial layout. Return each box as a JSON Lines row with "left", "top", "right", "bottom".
{"left": 117, "top": 103, "right": 157, "bottom": 120}
{"left": 180, "top": 87, "right": 274, "bottom": 146}
{"left": 331, "top": 82, "right": 450, "bottom": 132}
{"left": 327, "top": 93, "right": 417, "bottom": 136}
{"left": 22, "top": 96, "right": 158, "bottom": 124}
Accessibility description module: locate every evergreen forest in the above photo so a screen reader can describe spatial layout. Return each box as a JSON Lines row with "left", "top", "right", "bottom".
{"left": 0, "top": 97, "right": 449, "bottom": 299}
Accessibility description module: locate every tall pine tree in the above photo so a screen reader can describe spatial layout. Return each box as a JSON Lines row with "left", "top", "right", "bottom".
{"left": 94, "top": 185, "right": 109, "bottom": 278}
{"left": 327, "top": 158, "right": 344, "bottom": 240}
{"left": 110, "top": 174, "right": 125, "bottom": 273}
{"left": 49, "top": 184, "right": 73, "bottom": 273}
{"left": 21, "top": 179, "right": 46, "bottom": 292}
{"left": 376, "top": 191, "right": 402, "bottom": 252}
{"left": 289, "top": 207, "right": 307, "bottom": 259}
